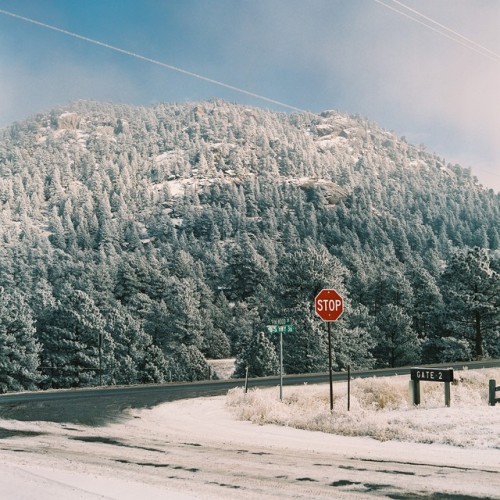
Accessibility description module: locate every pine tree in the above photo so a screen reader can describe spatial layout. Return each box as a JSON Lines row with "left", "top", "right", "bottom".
{"left": 281, "top": 301, "right": 328, "bottom": 374}
{"left": 105, "top": 304, "right": 157, "bottom": 384}
{"left": 202, "top": 327, "right": 231, "bottom": 359}
{"left": 373, "top": 304, "right": 421, "bottom": 368}
{"left": 441, "top": 247, "right": 500, "bottom": 359}
{"left": 139, "top": 343, "right": 170, "bottom": 383}
{"left": 0, "top": 290, "right": 42, "bottom": 392}
{"left": 163, "top": 276, "right": 204, "bottom": 348}
{"left": 225, "top": 233, "right": 270, "bottom": 301}
{"left": 39, "top": 285, "right": 106, "bottom": 388}
{"left": 273, "top": 243, "right": 348, "bottom": 373}
{"left": 234, "top": 331, "right": 279, "bottom": 378}
{"left": 334, "top": 305, "right": 376, "bottom": 370}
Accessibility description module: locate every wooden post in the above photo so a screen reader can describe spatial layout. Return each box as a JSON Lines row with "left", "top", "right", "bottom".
{"left": 347, "top": 364, "right": 351, "bottom": 411}
{"left": 244, "top": 366, "right": 249, "bottom": 394}
{"left": 489, "top": 379, "right": 498, "bottom": 406}
{"left": 444, "top": 381, "right": 451, "bottom": 407}
{"left": 410, "top": 379, "right": 420, "bottom": 405}
{"left": 98, "top": 332, "right": 103, "bottom": 386}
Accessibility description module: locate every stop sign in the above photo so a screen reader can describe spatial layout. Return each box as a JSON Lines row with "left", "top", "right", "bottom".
{"left": 315, "top": 288, "right": 344, "bottom": 321}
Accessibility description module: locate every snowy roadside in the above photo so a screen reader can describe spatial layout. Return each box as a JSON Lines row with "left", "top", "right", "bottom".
{"left": 0, "top": 369, "right": 499, "bottom": 499}
{"left": 226, "top": 367, "right": 500, "bottom": 449}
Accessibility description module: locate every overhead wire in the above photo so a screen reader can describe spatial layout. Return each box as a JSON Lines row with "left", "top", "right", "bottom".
{"left": 389, "top": 0, "right": 500, "bottom": 62}
{"left": 374, "top": 0, "right": 500, "bottom": 180}
{"left": 0, "top": 6, "right": 498, "bottom": 181}
{"left": 374, "top": 0, "right": 500, "bottom": 64}
{"left": 0, "top": 8, "right": 310, "bottom": 115}
{"left": 1, "top": 4, "right": 498, "bottom": 113}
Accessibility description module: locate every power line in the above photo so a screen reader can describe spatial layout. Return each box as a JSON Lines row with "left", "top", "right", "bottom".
{"left": 0, "top": 6, "right": 497, "bottom": 184}
{"left": 374, "top": 0, "right": 500, "bottom": 64}
{"left": 390, "top": 0, "right": 500, "bottom": 62}
{"left": 0, "top": 8, "right": 310, "bottom": 115}
{"left": 373, "top": 1, "right": 500, "bottom": 183}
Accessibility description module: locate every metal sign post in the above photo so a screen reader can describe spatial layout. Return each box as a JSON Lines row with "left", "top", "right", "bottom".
{"left": 279, "top": 329, "right": 283, "bottom": 401}
{"left": 98, "top": 332, "right": 104, "bottom": 386}
{"left": 266, "top": 318, "right": 295, "bottom": 401}
{"left": 314, "top": 289, "right": 344, "bottom": 413}
{"left": 327, "top": 322, "right": 333, "bottom": 411}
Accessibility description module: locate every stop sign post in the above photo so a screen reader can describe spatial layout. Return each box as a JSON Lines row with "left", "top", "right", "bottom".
{"left": 315, "top": 289, "right": 344, "bottom": 412}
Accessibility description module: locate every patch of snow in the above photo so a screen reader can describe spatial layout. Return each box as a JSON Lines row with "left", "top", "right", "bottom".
{"left": 207, "top": 358, "right": 236, "bottom": 379}
{"left": 95, "top": 125, "right": 115, "bottom": 137}
{"left": 170, "top": 217, "right": 184, "bottom": 228}
{"left": 56, "top": 112, "right": 80, "bottom": 131}
{"left": 166, "top": 179, "right": 188, "bottom": 198}
{"left": 409, "top": 159, "right": 428, "bottom": 169}
{"left": 153, "top": 150, "right": 185, "bottom": 165}
{"left": 441, "top": 166, "right": 457, "bottom": 178}
{"left": 0, "top": 463, "right": 194, "bottom": 500}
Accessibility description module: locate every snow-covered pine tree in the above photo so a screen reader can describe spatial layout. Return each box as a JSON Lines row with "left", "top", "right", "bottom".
{"left": 0, "top": 290, "right": 42, "bottom": 392}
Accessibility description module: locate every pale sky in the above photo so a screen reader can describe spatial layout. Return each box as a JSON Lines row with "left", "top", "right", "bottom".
{"left": 0, "top": 0, "right": 499, "bottom": 191}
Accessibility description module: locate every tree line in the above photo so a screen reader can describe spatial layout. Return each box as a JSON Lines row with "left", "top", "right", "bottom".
{"left": 0, "top": 100, "right": 498, "bottom": 392}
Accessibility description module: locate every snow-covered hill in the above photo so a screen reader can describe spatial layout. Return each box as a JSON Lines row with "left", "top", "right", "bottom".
{"left": 0, "top": 99, "right": 498, "bottom": 392}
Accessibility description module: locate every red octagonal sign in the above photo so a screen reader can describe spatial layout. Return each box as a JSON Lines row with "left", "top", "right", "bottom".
{"left": 315, "top": 288, "right": 344, "bottom": 322}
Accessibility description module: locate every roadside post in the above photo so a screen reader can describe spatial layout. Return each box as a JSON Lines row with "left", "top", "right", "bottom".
{"left": 347, "top": 364, "right": 351, "bottom": 411}
{"left": 267, "top": 318, "right": 295, "bottom": 400}
{"left": 98, "top": 331, "right": 104, "bottom": 386}
{"left": 489, "top": 380, "right": 500, "bottom": 406}
{"left": 314, "top": 289, "right": 344, "bottom": 412}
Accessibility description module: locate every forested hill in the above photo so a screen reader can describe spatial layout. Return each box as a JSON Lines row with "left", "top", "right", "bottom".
{"left": 0, "top": 99, "right": 498, "bottom": 392}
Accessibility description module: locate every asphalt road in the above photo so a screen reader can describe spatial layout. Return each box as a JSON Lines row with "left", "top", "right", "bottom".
{"left": 0, "top": 359, "right": 498, "bottom": 425}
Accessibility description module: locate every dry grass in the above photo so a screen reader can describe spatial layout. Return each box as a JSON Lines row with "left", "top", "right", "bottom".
{"left": 226, "top": 368, "right": 500, "bottom": 448}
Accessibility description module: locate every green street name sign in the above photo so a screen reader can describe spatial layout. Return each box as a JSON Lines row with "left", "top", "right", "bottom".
{"left": 266, "top": 324, "right": 295, "bottom": 334}
{"left": 271, "top": 318, "right": 292, "bottom": 326}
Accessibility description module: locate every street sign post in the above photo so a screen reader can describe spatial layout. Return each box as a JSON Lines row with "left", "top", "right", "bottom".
{"left": 315, "top": 289, "right": 344, "bottom": 412}
{"left": 267, "top": 318, "right": 294, "bottom": 401}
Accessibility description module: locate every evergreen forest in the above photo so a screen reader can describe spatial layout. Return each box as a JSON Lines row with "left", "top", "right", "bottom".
{"left": 0, "top": 99, "right": 498, "bottom": 392}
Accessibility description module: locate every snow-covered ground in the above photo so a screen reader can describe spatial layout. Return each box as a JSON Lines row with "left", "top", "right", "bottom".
{"left": 0, "top": 369, "right": 499, "bottom": 499}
